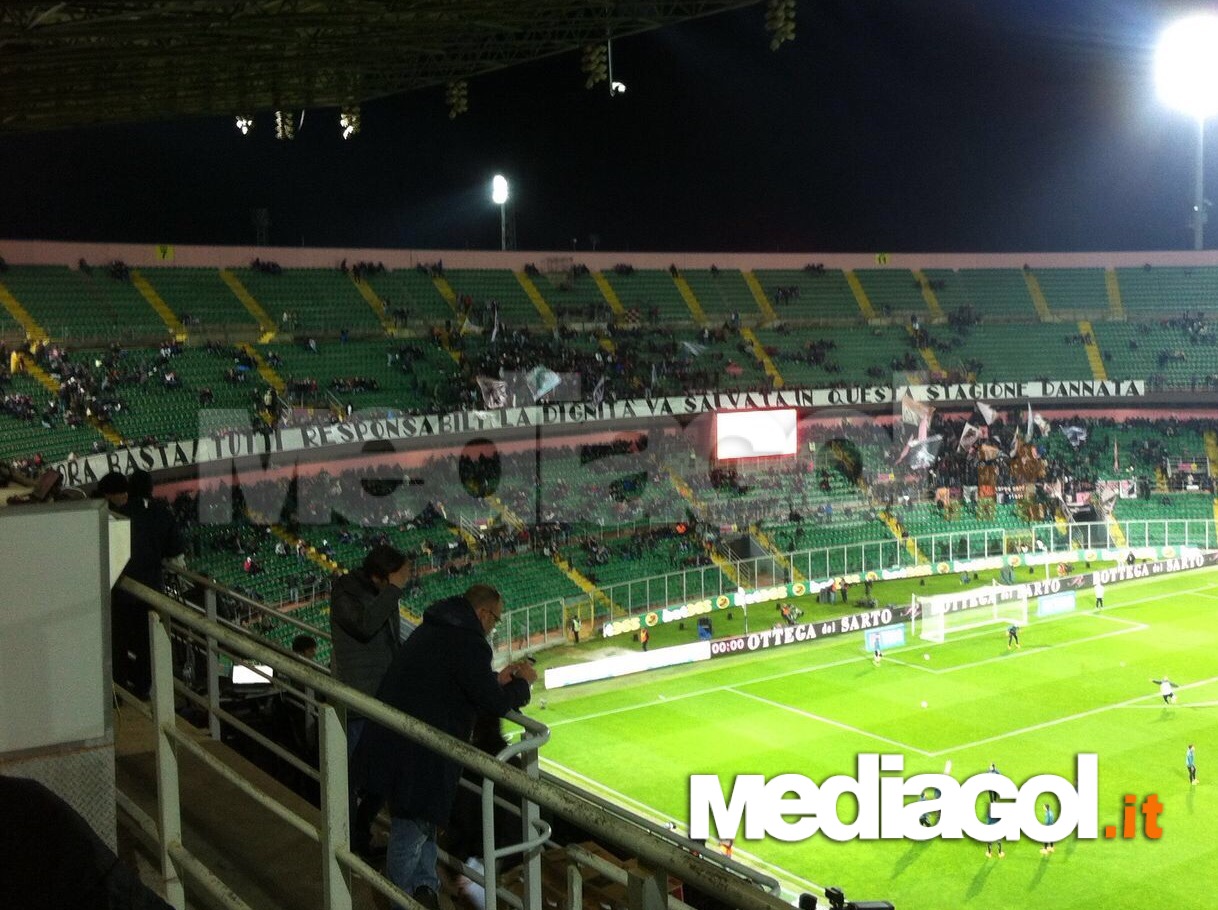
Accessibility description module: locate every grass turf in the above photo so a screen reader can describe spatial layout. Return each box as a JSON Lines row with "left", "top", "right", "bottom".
{"left": 533, "top": 566, "right": 1218, "bottom": 910}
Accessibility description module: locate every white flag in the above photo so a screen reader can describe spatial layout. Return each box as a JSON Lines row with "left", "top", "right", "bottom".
{"left": 475, "top": 376, "right": 507, "bottom": 409}
{"left": 976, "top": 402, "right": 997, "bottom": 425}
{"left": 958, "top": 422, "right": 981, "bottom": 452}
{"left": 592, "top": 374, "right": 606, "bottom": 408}
{"left": 525, "top": 365, "right": 561, "bottom": 401}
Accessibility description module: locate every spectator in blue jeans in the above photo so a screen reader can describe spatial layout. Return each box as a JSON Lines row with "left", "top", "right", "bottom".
{"left": 354, "top": 584, "right": 536, "bottom": 908}
{"left": 331, "top": 545, "right": 413, "bottom": 856}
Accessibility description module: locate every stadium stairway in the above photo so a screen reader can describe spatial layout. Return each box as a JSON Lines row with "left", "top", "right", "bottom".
{"left": 0, "top": 280, "right": 50, "bottom": 341}
{"left": 130, "top": 270, "right": 187, "bottom": 341}
{"left": 904, "top": 324, "right": 942, "bottom": 375}
{"left": 881, "top": 509, "right": 925, "bottom": 564}
{"left": 514, "top": 272, "right": 558, "bottom": 329}
{"left": 843, "top": 270, "right": 878, "bottom": 319}
{"left": 738, "top": 327, "right": 784, "bottom": 388}
{"left": 672, "top": 274, "right": 707, "bottom": 326}
{"left": 434, "top": 325, "right": 463, "bottom": 364}
{"left": 552, "top": 553, "right": 623, "bottom": 616}
{"left": 238, "top": 344, "right": 287, "bottom": 394}
{"left": 750, "top": 526, "right": 805, "bottom": 582}
{"left": 271, "top": 525, "right": 341, "bottom": 574}
{"left": 1205, "top": 431, "right": 1218, "bottom": 526}
{"left": 430, "top": 274, "right": 461, "bottom": 317}
{"left": 1022, "top": 271, "right": 1053, "bottom": 321}
{"left": 486, "top": 493, "right": 527, "bottom": 531}
{"left": 590, "top": 271, "right": 627, "bottom": 321}
{"left": 741, "top": 270, "right": 779, "bottom": 324}
{"left": 910, "top": 269, "right": 945, "bottom": 321}
{"left": 16, "top": 352, "right": 121, "bottom": 447}
{"left": 219, "top": 269, "right": 277, "bottom": 343}
{"left": 1078, "top": 320, "right": 1109, "bottom": 381}
{"left": 1104, "top": 268, "right": 1126, "bottom": 319}
{"left": 350, "top": 276, "right": 396, "bottom": 335}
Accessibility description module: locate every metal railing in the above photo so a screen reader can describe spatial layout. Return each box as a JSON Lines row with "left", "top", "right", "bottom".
{"left": 122, "top": 572, "right": 787, "bottom": 910}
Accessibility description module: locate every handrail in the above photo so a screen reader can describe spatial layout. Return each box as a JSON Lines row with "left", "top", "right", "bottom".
{"left": 120, "top": 576, "right": 793, "bottom": 910}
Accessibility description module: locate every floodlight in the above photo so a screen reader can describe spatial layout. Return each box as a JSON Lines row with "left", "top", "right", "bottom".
{"left": 1156, "top": 15, "right": 1218, "bottom": 120}
{"left": 610, "top": 81, "right": 627, "bottom": 95}
{"left": 491, "top": 174, "right": 510, "bottom": 205}
{"left": 235, "top": 115, "right": 253, "bottom": 135}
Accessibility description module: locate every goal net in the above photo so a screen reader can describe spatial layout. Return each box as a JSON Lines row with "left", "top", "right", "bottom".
{"left": 914, "top": 581, "right": 1028, "bottom": 644}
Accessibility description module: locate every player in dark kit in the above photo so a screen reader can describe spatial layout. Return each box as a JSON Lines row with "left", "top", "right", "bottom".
{"left": 1006, "top": 624, "right": 1021, "bottom": 650}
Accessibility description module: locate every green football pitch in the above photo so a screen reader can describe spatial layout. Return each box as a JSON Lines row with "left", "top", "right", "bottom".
{"left": 534, "top": 567, "right": 1218, "bottom": 910}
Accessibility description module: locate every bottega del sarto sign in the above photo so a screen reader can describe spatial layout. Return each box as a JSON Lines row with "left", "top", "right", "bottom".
{"left": 708, "top": 606, "right": 896, "bottom": 658}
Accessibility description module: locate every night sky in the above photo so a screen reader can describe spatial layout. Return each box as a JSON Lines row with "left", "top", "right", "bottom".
{"left": 0, "top": 0, "right": 1212, "bottom": 253}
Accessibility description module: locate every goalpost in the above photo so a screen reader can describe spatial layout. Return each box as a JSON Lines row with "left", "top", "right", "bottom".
{"left": 913, "top": 581, "right": 1028, "bottom": 644}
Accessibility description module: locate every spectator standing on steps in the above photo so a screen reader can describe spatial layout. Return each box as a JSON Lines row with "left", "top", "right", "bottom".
{"left": 331, "top": 544, "right": 413, "bottom": 857}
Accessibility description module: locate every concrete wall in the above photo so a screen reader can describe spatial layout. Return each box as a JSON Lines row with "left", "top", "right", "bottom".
{"left": 5, "top": 238, "right": 1218, "bottom": 271}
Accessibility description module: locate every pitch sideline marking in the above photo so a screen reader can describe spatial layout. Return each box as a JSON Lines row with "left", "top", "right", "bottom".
{"left": 933, "top": 675, "right": 1218, "bottom": 757}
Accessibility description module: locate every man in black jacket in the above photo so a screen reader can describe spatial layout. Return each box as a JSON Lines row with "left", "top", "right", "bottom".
{"left": 356, "top": 584, "right": 536, "bottom": 908}
{"left": 331, "top": 544, "right": 412, "bottom": 855}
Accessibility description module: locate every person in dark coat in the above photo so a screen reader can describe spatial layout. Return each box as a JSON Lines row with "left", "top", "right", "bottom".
{"left": 99, "top": 470, "right": 185, "bottom": 697}
{"left": 330, "top": 544, "right": 412, "bottom": 855}
{"left": 355, "top": 584, "right": 536, "bottom": 907}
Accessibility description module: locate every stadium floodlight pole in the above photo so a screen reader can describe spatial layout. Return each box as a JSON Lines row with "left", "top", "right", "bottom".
{"left": 491, "top": 174, "right": 510, "bottom": 251}
{"left": 1155, "top": 14, "right": 1218, "bottom": 250}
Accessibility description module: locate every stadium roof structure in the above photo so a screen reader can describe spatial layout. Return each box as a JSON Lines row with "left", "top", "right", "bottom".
{"left": 0, "top": 0, "right": 759, "bottom": 133}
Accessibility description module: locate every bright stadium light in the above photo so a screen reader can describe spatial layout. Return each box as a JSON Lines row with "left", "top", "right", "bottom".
{"left": 491, "top": 175, "right": 509, "bottom": 250}
{"left": 1155, "top": 14, "right": 1218, "bottom": 249}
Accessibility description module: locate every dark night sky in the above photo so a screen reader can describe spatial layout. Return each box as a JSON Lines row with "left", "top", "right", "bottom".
{"left": 0, "top": 0, "right": 1213, "bottom": 253}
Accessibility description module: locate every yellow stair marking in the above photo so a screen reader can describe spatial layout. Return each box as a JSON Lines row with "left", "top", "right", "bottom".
{"left": 1078, "top": 320, "right": 1108, "bottom": 381}
{"left": 16, "top": 354, "right": 120, "bottom": 446}
{"left": 844, "top": 270, "right": 878, "bottom": 320}
{"left": 1204, "top": 431, "right": 1218, "bottom": 476}
{"left": 672, "top": 275, "right": 707, "bottom": 326}
{"left": 707, "top": 546, "right": 744, "bottom": 588}
{"left": 452, "top": 523, "right": 480, "bottom": 550}
{"left": 742, "top": 270, "right": 779, "bottom": 323}
{"left": 598, "top": 336, "right": 616, "bottom": 355}
{"left": 270, "top": 525, "right": 343, "bottom": 575}
{"left": 591, "top": 271, "right": 626, "bottom": 317}
{"left": 1022, "top": 271, "right": 1053, "bottom": 321}
{"left": 904, "top": 324, "right": 942, "bottom": 374}
{"left": 219, "top": 269, "right": 277, "bottom": 343}
{"left": 1107, "top": 513, "right": 1128, "bottom": 548}
{"left": 130, "top": 270, "right": 187, "bottom": 341}
{"left": 739, "top": 326, "right": 784, "bottom": 388}
{"left": 1154, "top": 466, "right": 1169, "bottom": 494}
{"left": 667, "top": 469, "right": 746, "bottom": 586}
{"left": 351, "top": 276, "right": 396, "bottom": 335}
{"left": 1105, "top": 268, "right": 1125, "bottom": 319}
{"left": 514, "top": 272, "right": 558, "bottom": 328}
{"left": 0, "top": 282, "right": 49, "bottom": 341}
{"left": 238, "top": 343, "right": 286, "bottom": 393}
{"left": 880, "top": 509, "right": 925, "bottom": 564}
{"left": 751, "top": 526, "right": 805, "bottom": 583}
{"left": 434, "top": 325, "right": 462, "bottom": 364}
{"left": 553, "top": 554, "right": 623, "bottom": 616}
{"left": 431, "top": 275, "right": 460, "bottom": 315}
{"left": 911, "top": 269, "right": 945, "bottom": 321}
{"left": 487, "top": 494, "right": 526, "bottom": 531}
{"left": 16, "top": 353, "right": 58, "bottom": 393}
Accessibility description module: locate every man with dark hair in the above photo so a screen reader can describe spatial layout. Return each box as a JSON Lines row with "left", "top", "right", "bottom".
{"left": 331, "top": 544, "right": 412, "bottom": 856}
{"left": 356, "top": 584, "right": 536, "bottom": 908}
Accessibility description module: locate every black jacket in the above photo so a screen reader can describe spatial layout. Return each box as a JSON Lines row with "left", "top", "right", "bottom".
{"left": 329, "top": 569, "right": 403, "bottom": 704}
{"left": 354, "top": 594, "right": 531, "bottom": 826}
